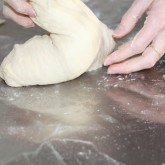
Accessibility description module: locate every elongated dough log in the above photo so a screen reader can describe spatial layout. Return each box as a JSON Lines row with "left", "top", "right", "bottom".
{"left": 0, "top": 0, "right": 115, "bottom": 87}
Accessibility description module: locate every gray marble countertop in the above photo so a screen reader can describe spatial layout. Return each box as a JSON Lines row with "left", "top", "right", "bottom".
{"left": 0, "top": 0, "right": 165, "bottom": 165}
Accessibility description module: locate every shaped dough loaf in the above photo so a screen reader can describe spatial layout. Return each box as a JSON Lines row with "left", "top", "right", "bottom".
{"left": 0, "top": 0, "right": 115, "bottom": 87}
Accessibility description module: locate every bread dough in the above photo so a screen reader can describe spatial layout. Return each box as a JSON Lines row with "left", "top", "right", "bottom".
{"left": 0, "top": 0, "right": 115, "bottom": 87}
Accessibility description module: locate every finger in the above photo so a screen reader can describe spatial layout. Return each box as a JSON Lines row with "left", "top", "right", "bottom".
{"left": 4, "top": 0, "right": 36, "bottom": 17}
{"left": 129, "top": 13, "right": 165, "bottom": 55}
{"left": 3, "top": 5, "right": 35, "bottom": 28}
{"left": 104, "top": 41, "right": 132, "bottom": 66}
{"left": 104, "top": 13, "right": 164, "bottom": 66}
{"left": 107, "top": 28, "right": 165, "bottom": 74}
{"left": 106, "top": 53, "right": 152, "bottom": 75}
{"left": 107, "top": 33, "right": 165, "bottom": 75}
{"left": 113, "top": 0, "right": 153, "bottom": 38}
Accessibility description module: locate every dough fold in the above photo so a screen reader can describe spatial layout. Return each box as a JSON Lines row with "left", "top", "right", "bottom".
{"left": 0, "top": 0, "right": 115, "bottom": 87}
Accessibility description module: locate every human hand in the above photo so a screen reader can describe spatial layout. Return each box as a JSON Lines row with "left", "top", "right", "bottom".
{"left": 3, "top": 0, "right": 36, "bottom": 28}
{"left": 104, "top": 0, "right": 165, "bottom": 74}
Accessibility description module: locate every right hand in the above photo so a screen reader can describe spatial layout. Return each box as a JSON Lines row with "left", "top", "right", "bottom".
{"left": 104, "top": 0, "right": 165, "bottom": 74}
{"left": 3, "top": 0, "right": 36, "bottom": 28}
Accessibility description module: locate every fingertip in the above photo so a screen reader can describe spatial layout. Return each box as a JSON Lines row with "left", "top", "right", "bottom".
{"left": 26, "top": 2, "right": 37, "bottom": 17}
{"left": 28, "top": 8, "right": 37, "bottom": 17}
{"left": 23, "top": 21, "right": 35, "bottom": 28}
{"left": 113, "top": 25, "right": 128, "bottom": 38}
{"left": 19, "top": 19, "right": 35, "bottom": 28}
{"left": 104, "top": 61, "right": 108, "bottom": 67}
{"left": 20, "top": 2, "right": 36, "bottom": 17}
{"left": 104, "top": 55, "right": 112, "bottom": 66}
{"left": 107, "top": 69, "right": 116, "bottom": 75}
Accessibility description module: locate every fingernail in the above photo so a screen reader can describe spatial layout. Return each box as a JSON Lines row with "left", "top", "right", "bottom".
{"left": 113, "top": 25, "right": 125, "bottom": 36}
{"left": 104, "top": 60, "right": 112, "bottom": 66}
{"left": 30, "top": 9, "right": 37, "bottom": 17}
{"left": 104, "top": 55, "right": 113, "bottom": 66}
{"left": 104, "top": 51, "right": 118, "bottom": 66}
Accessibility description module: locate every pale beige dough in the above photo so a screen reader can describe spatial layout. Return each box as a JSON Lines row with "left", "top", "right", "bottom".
{"left": 0, "top": 0, "right": 115, "bottom": 87}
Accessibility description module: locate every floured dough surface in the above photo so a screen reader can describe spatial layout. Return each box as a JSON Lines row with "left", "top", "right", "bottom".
{"left": 0, "top": 0, "right": 115, "bottom": 87}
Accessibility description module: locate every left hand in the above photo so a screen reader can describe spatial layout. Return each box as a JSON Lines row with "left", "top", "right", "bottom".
{"left": 3, "top": 0, "right": 36, "bottom": 28}
{"left": 104, "top": 0, "right": 165, "bottom": 74}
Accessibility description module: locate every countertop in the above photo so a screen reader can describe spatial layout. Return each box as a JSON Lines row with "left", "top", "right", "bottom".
{"left": 0, "top": 0, "right": 165, "bottom": 165}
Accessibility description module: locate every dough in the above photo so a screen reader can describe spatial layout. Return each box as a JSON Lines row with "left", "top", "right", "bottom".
{"left": 0, "top": 0, "right": 115, "bottom": 87}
